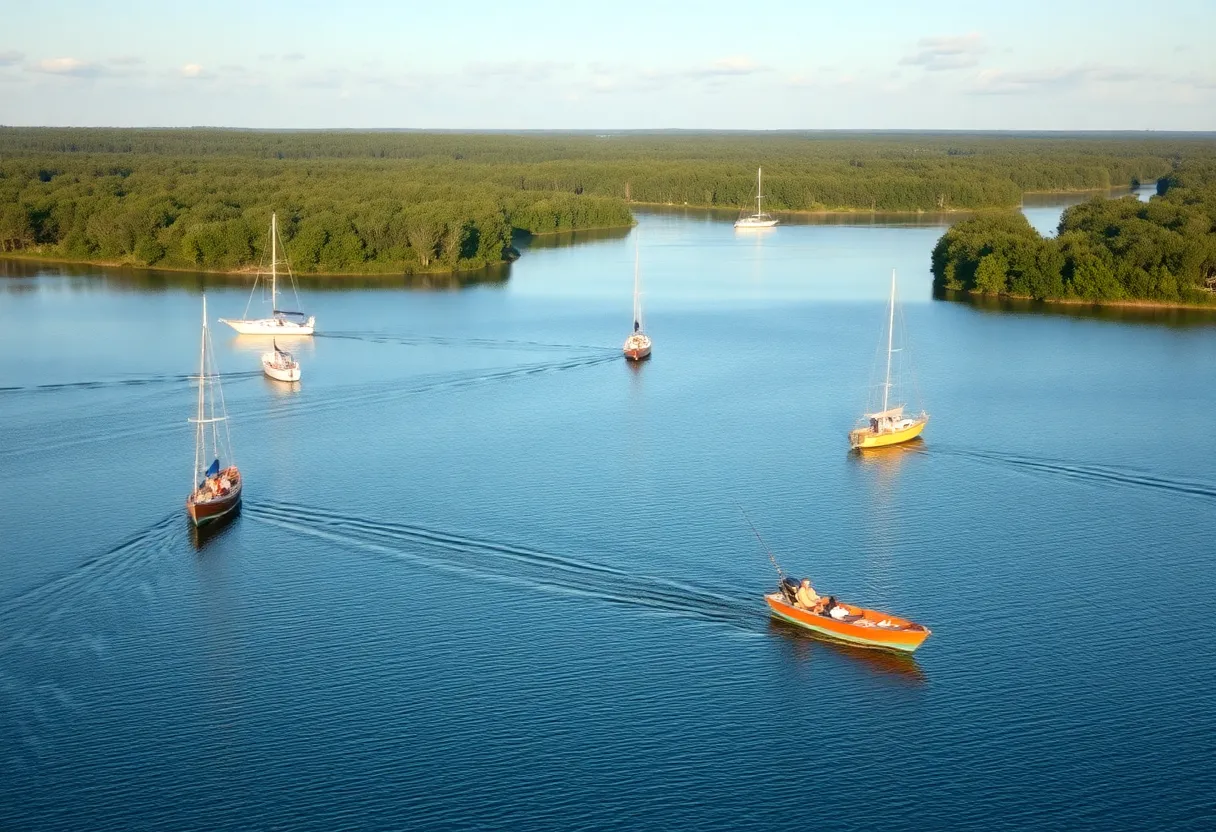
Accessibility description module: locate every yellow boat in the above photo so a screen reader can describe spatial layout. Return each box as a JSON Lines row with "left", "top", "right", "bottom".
{"left": 849, "top": 270, "right": 928, "bottom": 451}
{"left": 849, "top": 407, "right": 928, "bottom": 449}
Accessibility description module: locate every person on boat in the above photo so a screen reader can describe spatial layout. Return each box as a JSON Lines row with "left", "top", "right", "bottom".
{"left": 795, "top": 579, "right": 820, "bottom": 609}
{"left": 811, "top": 595, "right": 839, "bottom": 616}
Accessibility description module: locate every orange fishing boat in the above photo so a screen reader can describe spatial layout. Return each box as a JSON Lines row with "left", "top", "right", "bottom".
{"left": 765, "top": 581, "right": 930, "bottom": 653}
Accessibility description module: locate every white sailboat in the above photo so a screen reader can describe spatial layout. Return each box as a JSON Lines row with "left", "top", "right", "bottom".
{"left": 220, "top": 212, "right": 316, "bottom": 335}
{"left": 622, "top": 238, "right": 652, "bottom": 360}
{"left": 261, "top": 339, "right": 301, "bottom": 382}
{"left": 734, "top": 167, "right": 780, "bottom": 229}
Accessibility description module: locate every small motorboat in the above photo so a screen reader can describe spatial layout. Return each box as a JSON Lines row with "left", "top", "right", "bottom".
{"left": 765, "top": 580, "right": 931, "bottom": 653}
{"left": 262, "top": 340, "right": 301, "bottom": 382}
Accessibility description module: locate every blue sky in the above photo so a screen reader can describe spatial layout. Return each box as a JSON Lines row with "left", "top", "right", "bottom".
{"left": 1, "top": 0, "right": 1213, "bottom": 129}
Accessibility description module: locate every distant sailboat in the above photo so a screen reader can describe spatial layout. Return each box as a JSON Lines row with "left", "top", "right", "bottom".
{"left": 849, "top": 270, "right": 928, "bottom": 450}
{"left": 622, "top": 238, "right": 652, "bottom": 361}
{"left": 220, "top": 212, "right": 315, "bottom": 335}
{"left": 187, "top": 295, "right": 243, "bottom": 527}
{"left": 261, "top": 339, "right": 301, "bottom": 382}
{"left": 734, "top": 167, "right": 780, "bottom": 229}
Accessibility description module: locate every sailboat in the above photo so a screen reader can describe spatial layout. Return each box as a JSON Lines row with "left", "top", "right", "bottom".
{"left": 734, "top": 167, "right": 779, "bottom": 229}
{"left": 187, "top": 295, "right": 243, "bottom": 527}
{"left": 622, "top": 238, "right": 652, "bottom": 361}
{"left": 261, "top": 339, "right": 301, "bottom": 382}
{"left": 219, "top": 212, "right": 315, "bottom": 335}
{"left": 849, "top": 270, "right": 929, "bottom": 450}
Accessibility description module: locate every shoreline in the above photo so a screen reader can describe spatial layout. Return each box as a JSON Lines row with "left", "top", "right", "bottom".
{"left": 0, "top": 251, "right": 511, "bottom": 280}
{"left": 948, "top": 289, "right": 1216, "bottom": 312}
{"left": 630, "top": 184, "right": 1139, "bottom": 217}
{"left": 0, "top": 223, "right": 637, "bottom": 278}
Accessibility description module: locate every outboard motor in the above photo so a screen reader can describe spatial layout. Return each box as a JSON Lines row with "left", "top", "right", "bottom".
{"left": 779, "top": 576, "right": 800, "bottom": 604}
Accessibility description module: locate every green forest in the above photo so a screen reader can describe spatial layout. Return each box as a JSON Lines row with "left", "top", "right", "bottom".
{"left": 1, "top": 128, "right": 1214, "bottom": 275}
{"left": 931, "top": 161, "right": 1216, "bottom": 306}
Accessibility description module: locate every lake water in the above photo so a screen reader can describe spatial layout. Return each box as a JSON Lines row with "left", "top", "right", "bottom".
{"left": 2, "top": 191, "right": 1214, "bottom": 831}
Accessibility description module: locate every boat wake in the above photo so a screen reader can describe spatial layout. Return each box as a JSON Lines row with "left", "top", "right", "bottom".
{"left": 0, "top": 513, "right": 179, "bottom": 653}
{"left": 0, "top": 370, "right": 261, "bottom": 396}
{"left": 317, "top": 330, "right": 615, "bottom": 355}
{"left": 0, "top": 354, "right": 618, "bottom": 463}
{"left": 943, "top": 446, "right": 1216, "bottom": 503}
{"left": 259, "top": 352, "right": 621, "bottom": 422}
{"left": 246, "top": 501, "right": 764, "bottom": 632}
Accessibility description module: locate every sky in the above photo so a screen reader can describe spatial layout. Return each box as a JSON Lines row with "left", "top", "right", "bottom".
{"left": 1, "top": 0, "right": 1214, "bottom": 131}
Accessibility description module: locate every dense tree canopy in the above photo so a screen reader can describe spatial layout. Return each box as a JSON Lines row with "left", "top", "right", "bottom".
{"left": 931, "top": 161, "right": 1216, "bottom": 305}
{"left": 1, "top": 128, "right": 1213, "bottom": 274}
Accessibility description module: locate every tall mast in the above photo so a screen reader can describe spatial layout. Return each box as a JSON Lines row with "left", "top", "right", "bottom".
{"left": 195, "top": 295, "right": 207, "bottom": 485}
{"left": 883, "top": 269, "right": 896, "bottom": 413}
{"left": 271, "top": 212, "right": 278, "bottom": 313}
{"left": 632, "top": 236, "right": 642, "bottom": 331}
{"left": 756, "top": 167, "right": 763, "bottom": 216}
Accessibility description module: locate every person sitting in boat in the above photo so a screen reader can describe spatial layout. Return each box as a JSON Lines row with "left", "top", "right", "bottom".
{"left": 795, "top": 579, "right": 820, "bottom": 609}
{"left": 811, "top": 595, "right": 838, "bottom": 616}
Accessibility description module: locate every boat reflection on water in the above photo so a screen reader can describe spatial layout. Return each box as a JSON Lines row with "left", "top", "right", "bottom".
{"left": 849, "top": 436, "right": 927, "bottom": 473}
{"left": 188, "top": 511, "right": 240, "bottom": 551}
{"left": 263, "top": 376, "right": 302, "bottom": 396}
{"left": 767, "top": 617, "right": 926, "bottom": 685}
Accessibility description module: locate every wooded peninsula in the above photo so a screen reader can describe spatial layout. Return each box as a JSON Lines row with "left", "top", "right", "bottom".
{"left": 1, "top": 128, "right": 1214, "bottom": 277}
{"left": 932, "top": 162, "right": 1216, "bottom": 307}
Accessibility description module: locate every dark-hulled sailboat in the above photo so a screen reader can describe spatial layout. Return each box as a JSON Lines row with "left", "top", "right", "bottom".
{"left": 187, "top": 295, "right": 243, "bottom": 527}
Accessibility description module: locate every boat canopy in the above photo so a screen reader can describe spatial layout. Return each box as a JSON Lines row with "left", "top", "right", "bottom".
{"left": 273, "top": 309, "right": 309, "bottom": 320}
{"left": 866, "top": 406, "right": 905, "bottom": 421}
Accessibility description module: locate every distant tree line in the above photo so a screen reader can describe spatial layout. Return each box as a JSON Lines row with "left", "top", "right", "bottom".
{"left": 931, "top": 161, "right": 1216, "bottom": 305}
{"left": 1, "top": 128, "right": 1213, "bottom": 274}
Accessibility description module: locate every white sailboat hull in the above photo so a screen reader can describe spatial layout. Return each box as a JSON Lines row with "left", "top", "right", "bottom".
{"left": 261, "top": 356, "right": 301, "bottom": 382}
{"left": 734, "top": 217, "right": 779, "bottom": 229}
{"left": 220, "top": 316, "right": 315, "bottom": 336}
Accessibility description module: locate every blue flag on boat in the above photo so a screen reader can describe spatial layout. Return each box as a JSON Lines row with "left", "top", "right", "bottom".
{"left": 206, "top": 458, "right": 220, "bottom": 478}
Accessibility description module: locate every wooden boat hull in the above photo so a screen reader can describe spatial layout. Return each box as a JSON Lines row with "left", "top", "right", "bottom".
{"left": 764, "top": 593, "right": 930, "bottom": 653}
{"left": 186, "top": 469, "right": 243, "bottom": 527}
{"left": 220, "top": 317, "right": 315, "bottom": 336}
{"left": 624, "top": 345, "right": 652, "bottom": 361}
{"left": 850, "top": 417, "right": 927, "bottom": 450}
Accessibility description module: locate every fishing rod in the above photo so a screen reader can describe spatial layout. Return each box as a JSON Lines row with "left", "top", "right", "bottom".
{"left": 733, "top": 500, "right": 786, "bottom": 583}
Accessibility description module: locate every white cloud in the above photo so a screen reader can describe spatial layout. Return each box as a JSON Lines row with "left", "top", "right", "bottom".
{"left": 0, "top": 50, "right": 24, "bottom": 67}
{"left": 181, "top": 63, "right": 204, "bottom": 78}
{"left": 900, "top": 33, "right": 985, "bottom": 71}
{"left": 463, "top": 60, "right": 566, "bottom": 82}
{"left": 704, "top": 56, "right": 764, "bottom": 76}
{"left": 967, "top": 64, "right": 1165, "bottom": 95}
{"left": 32, "top": 57, "right": 109, "bottom": 78}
